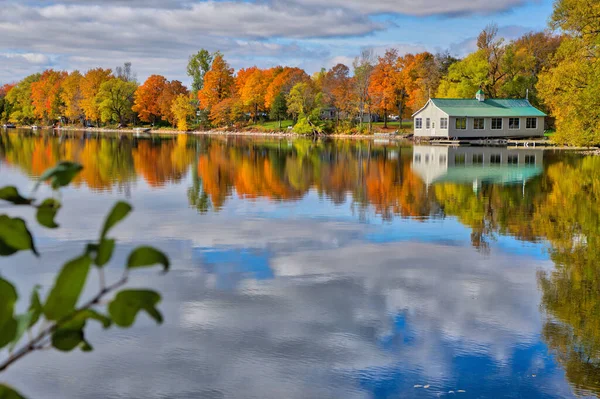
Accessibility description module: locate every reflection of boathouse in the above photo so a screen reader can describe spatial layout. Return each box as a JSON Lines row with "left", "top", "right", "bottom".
{"left": 412, "top": 146, "right": 544, "bottom": 192}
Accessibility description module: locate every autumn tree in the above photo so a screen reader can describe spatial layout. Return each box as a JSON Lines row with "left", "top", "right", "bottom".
{"left": 286, "top": 81, "right": 320, "bottom": 120}
{"left": 240, "top": 68, "right": 272, "bottom": 123}
{"left": 323, "top": 63, "right": 353, "bottom": 124}
{"left": 3, "top": 74, "right": 40, "bottom": 124}
{"left": 187, "top": 49, "right": 214, "bottom": 93}
{"left": 171, "top": 94, "right": 196, "bottom": 131}
{"left": 264, "top": 67, "right": 309, "bottom": 110}
{"left": 81, "top": 68, "right": 113, "bottom": 125}
{"left": 369, "top": 49, "right": 401, "bottom": 128}
{"left": 132, "top": 74, "right": 167, "bottom": 124}
{"left": 158, "top": 80, "right": 188, "bottom": 126}
{"left": 198, "top": 53, "right": 235, "bottom": 111}
{"left": 30, "top": 69, "right": 68, "bottom": 124}
{"left": 0, "top": 83, "right": 15, "bottom": 123}
{"left": 209, "top": 97, "right": 244, "bottom": 127}
{"left": 97, "top": 77, "right": 138, "bottom": 124}
{"left": 538, "top": 0, "right": 600, "bottom": 146}
{"left": 60, "top": 71, "right": 83, "bottom": 124}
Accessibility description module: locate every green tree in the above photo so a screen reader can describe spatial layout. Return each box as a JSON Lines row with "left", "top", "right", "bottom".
{"left": 537, "top": 0, "right": 600, "bottom": 146}
{"left": 269, "top": 93, "right": 288, "bottom": 129}
{"left": 187, "top": 49, "right": 214, "bottom": 93}
{"left": 0, "top": 163, "right": 169, "bottom": 398}
{"left": 4, "top": 74, "right": 41, "bottom": 125}
{"left": 97, "top": 78, "right": 138, "bottom": 124}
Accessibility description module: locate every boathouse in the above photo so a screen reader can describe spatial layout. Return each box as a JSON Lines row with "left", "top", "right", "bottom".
{"left": 412, "top": 90, "right": 546, "bottom": 139}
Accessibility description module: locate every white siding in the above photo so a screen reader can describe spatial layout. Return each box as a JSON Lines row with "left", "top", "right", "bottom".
{"left": 414, "top": 106, "right": 545, "bottom": 139}
{"left": 447, "top": 117, "right": 544, "bottom": 138}
{"left": 413, "top": 101, "right": 450, "bottom": 138}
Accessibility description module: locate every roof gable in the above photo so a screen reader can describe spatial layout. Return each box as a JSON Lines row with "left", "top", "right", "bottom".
{"left": 430, "top": 98, "right": 547, "bottom": 117}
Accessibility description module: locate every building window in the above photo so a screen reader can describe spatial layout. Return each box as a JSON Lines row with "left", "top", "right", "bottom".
{"left": 426, "top": 118, "right": 431, "bottom": 129}
{"left": 525, "top": 155, "right": 536, "bottom": 165}
{"left": 491, "top": 118, "right": 503, "bottom": 130}
{"left": 432, "top": 122, "right": 436, "bottom": 128}
{"left": 455, "top": 118, "right": 467, "bottom": 130}
{"left": 473, "top": 118, "right": 485, "bottom": 130}
{"left": 425, "top": 154, "right": 430, "bottom": 164}
{"left": 439, "top": 155, "right": 447, "bottom": 164}
{"left": 508, "top": 154, "right": 518, "bottom": 165}
{"left": 440, "top": 118, "right": 448, "bottom": 129}
{"left": 491, "top": 154, "right": 501, "bottom": 164}
{"left": 526, "top": 118, "right": 537, "bottom": 129}
{"left": 509, "top": 118, "right": 520, "bottom": 129}
{"left": 455, "top": 154, "right": 466, "bottom": 165}
{"left": 414, "top": 154, "right": 421, "bottom": 163}
{"left": 472, "top": 154, "right": 484, "bottom": 164}
{"left": 415, "top": 118, "right": 422, "bottom": 129}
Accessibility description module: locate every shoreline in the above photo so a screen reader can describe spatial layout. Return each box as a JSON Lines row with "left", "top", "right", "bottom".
{"left": 9, "top": 126, "right": 413, "bottom": 141}
{"left": 5, "top": 126, "right": 600, "bottom": 152}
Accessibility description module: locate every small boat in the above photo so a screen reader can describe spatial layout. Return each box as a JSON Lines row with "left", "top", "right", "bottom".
{"left": 134, "top": 127, "right": 151, "bottom": 133}
{"left": 1, "top": 123, "right": 16, "bottom": 129}
{"left": 31, "top": 125, "right": 39, "bottom": 130}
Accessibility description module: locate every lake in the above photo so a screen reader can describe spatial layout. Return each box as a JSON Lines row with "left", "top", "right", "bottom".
{"left": 1, "top": 130, "right": 599, "bottom": 399}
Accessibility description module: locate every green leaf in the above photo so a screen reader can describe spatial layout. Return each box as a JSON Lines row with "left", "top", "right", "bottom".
{"left": 0, "top": 186, "right": 32, "bottom": 205}
{"left": 0, "top": 278, "right": 18, "bottom": 349}
{"left": 43, "top": 254, "right": 91, "bottom": 321}
{"left": 34, "top": 161, "right": 83, "bottom": 191}
{"left": 51, "top": 328, "right": 86, "bottom": 352}
{"left": 108, "top": 290, "right": 163, "bottom": 327}
{"left": 28, "top": 286, "right": 43, "bottom": 328}
{"left": 0, "top": 215, "right": 38, "bottom": 257}
{"left": 51, "top": 309, "right": 111, "bottom": 352}
{"left": 95, "top": 238, "right": 115, "bottom": 267}
{"left": 36, "top": 198, "right": 61, "bottom": 229}
{"left": 9, "top": 311, "right": 33, "bottom": 351}
{"left": 0, "top": 384, "right": 26, "bottom": 399}
{"left": 127, "top": 247, "right": 169, "bottom": 272}
{"left": 100, "top": 201, "right": 132, "bottom": 239}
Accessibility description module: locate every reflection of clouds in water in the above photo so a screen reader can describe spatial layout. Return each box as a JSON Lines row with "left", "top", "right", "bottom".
{"left": 0, "top": 168, "right": 573, "bottom": 399}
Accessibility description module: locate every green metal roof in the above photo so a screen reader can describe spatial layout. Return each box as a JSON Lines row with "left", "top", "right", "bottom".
{"left": 430, "top": 98, "right": 547, "bottom": 117}
{"left": 476, "top": 89, "right": 484, "bottom": 95}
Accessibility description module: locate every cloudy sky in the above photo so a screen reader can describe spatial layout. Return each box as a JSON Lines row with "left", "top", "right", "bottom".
{"left": 1, "top": 0, "right": 554, "bottom": 88}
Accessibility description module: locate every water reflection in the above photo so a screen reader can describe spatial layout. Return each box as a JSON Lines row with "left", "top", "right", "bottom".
{"left": 1, "top": 131, "right": 600, "bottom": 398}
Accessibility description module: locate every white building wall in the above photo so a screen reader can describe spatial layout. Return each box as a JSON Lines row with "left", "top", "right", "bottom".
{"left": 413, "top": 102, "right": 449, "bottom": 138}
{"left": 447, "top": 117, "right": 544, "bottom": 138}
{"left": 414, "top": 102, "right": 544, "bottom": 138}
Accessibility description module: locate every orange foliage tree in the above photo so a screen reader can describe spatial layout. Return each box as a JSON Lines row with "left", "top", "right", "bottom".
{"left": 81, "top": 68, "right": 113, "bottom": 124}
{"left": 30, "top": 69, "right": 68, "bottom": 124}
{"left": 198, "top": 53, "right": 235, "bottom": 111}
{"left": 157, "top": 80, "right": 188, "bottom": 126}
{"left": 60, "top": 70, "right": 83, "bottom": 123}
{"left": 368, "top": 49, "right": 401, "bottom": 128}
{"left": 132, "top": 74, "right": 168, "bottom": 123}
{"left": 240, "top": 68, "right": 275, "bottom": 122}
{"left": 323, "top": 63, "right": 353, "bottom": 123}
{"left": 264, "top": 67, "right": 309, "bottom": 110}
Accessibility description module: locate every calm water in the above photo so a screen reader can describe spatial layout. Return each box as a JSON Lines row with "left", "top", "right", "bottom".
{"left": 1, "top": 130, "right": 599, "bottom": 399}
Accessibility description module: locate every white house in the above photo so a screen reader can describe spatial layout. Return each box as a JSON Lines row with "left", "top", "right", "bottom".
{"left": 412, "top": 90, "right": 546, "bottom": 139}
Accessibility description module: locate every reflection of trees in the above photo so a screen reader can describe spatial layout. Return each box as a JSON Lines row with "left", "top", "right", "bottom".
{"left": 535, "top": 157, "right": 600, "bottom": 397}
{"left": 1, "top": 132, "right": 196, "bottom": 191}
{"left": 195, "top": 138, "right": 436, "bottom": 220}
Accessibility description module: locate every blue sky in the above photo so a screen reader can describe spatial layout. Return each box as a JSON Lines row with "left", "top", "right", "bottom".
{"left": 0, "top": 0, "right": 555, "bottom": 85}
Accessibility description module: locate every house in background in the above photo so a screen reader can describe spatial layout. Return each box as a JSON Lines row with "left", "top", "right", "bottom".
{"left": 412, "top": 90, "right": 546, "bottom": 139}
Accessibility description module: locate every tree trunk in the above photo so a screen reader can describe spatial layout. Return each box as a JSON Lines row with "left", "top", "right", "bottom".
{"left": 384, "top": 105, "right": 388, "bottom": 129}
{"left": 278, "top": 117, "right": 281, "bottom": 129}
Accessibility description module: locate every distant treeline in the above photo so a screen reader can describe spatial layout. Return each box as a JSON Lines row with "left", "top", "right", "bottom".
{"left": 0, "top": 0, "right": 597, "bottom": 144}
